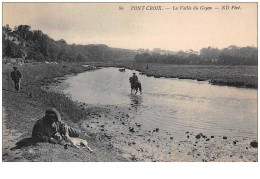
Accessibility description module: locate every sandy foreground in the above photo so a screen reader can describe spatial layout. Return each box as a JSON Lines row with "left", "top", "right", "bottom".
{"left": 2, "top": 63, "right": 258, "bottom": 162}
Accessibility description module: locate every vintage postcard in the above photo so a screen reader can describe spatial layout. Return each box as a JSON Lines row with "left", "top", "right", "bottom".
{"left": 2, "top": 2, "right": 258, "bottom": 164}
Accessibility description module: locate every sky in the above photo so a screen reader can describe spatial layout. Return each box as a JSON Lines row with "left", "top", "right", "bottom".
{"left": 2, "top": 2, "right": 257, "bottom": 51}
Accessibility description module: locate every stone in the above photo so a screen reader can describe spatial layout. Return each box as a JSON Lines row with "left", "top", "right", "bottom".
{"left": 195, "top": 134, "right": 201, "bottom": 139}
{"left": 64, "top": 144, "right": 69, "bottom": 149}
{"left": 250, "top": 140, "right": 258, "bottom": 148}
{"left": 170, "top": 137, "right": 173, "bottom": 139}
{"left": 135, "top": 123, "right": 141, "bottom": 127}
{"left": 129, "top": 127, "right": 135, "bottom": 132}
{"left": 211, "top": 136, "right": 214, "bottom": 138}
{"left": 223, "top": 136, "right": 227, "bottom": 140}
{"left": 195, "top": 133, "right": 207, "bottom": 139}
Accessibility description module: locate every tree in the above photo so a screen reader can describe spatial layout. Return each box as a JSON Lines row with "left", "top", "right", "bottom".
{"left": 13, "top": 25, "right": 31, "bottom": 40}
{"left": 200, "top": 47, "right": 220, "bottom": 62}
{"left": 2, "top": 24, "right": 12, "bottom": 33}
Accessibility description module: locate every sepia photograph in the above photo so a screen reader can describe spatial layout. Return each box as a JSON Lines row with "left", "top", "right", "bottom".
{"left": 1, "top": 2, "right": 258, "bottom": 164}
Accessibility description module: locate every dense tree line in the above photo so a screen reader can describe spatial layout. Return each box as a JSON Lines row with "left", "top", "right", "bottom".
{"left": 2, "top": 24, "right": 136, "bottom": 62}
{"left": 135, "top": 46, "right": 257, "bottom": 65}
{"left": 2, "top": 24, "right": 257, "bottom": 65}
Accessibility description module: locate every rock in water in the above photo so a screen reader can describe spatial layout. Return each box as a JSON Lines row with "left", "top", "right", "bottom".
{"left": 250, "top": 140, "right": 258, "bottom": 148}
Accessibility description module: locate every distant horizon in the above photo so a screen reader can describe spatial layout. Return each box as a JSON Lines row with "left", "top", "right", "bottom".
{"left": 3, "top": 3, "right": 257, "bottom": 52}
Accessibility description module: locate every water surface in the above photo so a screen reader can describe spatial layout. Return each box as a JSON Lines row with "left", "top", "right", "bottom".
{"left": 62, "top": 67, "right": 257, "bottom": 139}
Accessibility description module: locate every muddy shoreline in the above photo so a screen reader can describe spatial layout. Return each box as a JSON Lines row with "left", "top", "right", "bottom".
{"left": 2, "top": 63, "right": 258, "bottom": 162}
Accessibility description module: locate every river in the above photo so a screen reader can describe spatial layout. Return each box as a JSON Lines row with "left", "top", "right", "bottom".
{"left": 61, "top": 67, "right": 257, "bottom": 140}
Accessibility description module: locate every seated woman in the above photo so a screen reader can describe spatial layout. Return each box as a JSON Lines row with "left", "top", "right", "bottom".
{"left": 32, "top": 108, "right": 93, "bottom": 151}
{"left": 32, "top": 108, "right": 79, "bottom": 144}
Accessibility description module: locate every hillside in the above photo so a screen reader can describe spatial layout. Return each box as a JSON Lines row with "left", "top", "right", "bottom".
{"left": 2, "top": 24, "right": 136, "bottom": 63}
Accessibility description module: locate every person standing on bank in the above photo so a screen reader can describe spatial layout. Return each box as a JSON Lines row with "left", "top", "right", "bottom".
{"left": 11, "top": 67, "right": 22, "bottom": 92}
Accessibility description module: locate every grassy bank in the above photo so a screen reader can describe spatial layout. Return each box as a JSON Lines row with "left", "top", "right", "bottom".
{"left": 2, "top": 62, "right": 127, "bottom": 161}
{"left": 89, "top": 61, "right": 258, "bottom": 88}
{"left": 3, "top": 63, "right": 96, "bottom": 123}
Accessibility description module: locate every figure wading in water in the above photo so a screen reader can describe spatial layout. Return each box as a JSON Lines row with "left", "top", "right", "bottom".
{"left": 129, "top": 72, "right": 142, "bottom": 94}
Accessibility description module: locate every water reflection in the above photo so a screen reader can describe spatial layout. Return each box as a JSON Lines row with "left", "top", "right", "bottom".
{"left": 130, "top": 94, "right": 143, "bottom": 108}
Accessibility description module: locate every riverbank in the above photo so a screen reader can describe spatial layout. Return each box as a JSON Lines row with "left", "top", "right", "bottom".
{"left": 2, "top": 63, "right": 257, "bottom": 162}
{"left": 2, "top": 63, "right": 127, "bottom": 162}
{"left": 88, "top": 61, "right": 258, "bottom": 89}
